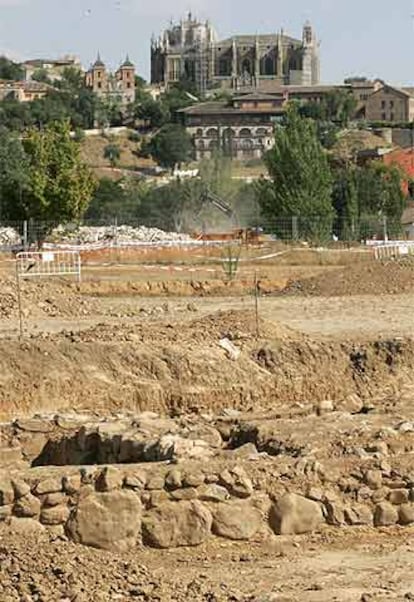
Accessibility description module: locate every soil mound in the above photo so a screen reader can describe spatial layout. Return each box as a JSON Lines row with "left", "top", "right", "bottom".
{"left": 284, "top": 258, "right": 414, "bottom": 297}
{"left": 0, "top": 277, "right": 98, "bottom": 320}
{"left": 45, "top": 309, "right": 301, "bottom": 345}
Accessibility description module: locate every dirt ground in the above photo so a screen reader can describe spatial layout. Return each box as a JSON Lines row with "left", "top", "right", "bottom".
{"left": 3, "top": 250, "right": 414, "bottom": 601}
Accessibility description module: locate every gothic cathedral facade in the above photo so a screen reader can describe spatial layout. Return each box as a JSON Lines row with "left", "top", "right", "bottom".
{"left": 151, "top": 14, "right": 320, "bottom": 94}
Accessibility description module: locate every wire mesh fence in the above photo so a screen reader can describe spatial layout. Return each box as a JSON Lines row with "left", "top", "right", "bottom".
{"left": 0, "top": 215, "right": 409, "bottom": 253}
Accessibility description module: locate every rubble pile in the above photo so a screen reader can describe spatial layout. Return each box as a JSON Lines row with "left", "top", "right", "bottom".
{"left": 0, "top": 227, "right": 21, "bottom": 247}
{"left": 49, "top": 224, "right": 191, "bottom": 244}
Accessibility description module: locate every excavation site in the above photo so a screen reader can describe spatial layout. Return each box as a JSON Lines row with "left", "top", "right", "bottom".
{"left": 1, "top": 247, "right": 414, "bottom": 601}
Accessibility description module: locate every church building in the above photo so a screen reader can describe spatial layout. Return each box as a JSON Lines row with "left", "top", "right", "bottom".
{"left": 151, "top": 14, "right": 320, "bottom": 94}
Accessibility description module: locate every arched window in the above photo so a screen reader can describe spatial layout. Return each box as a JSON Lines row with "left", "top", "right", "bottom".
{"left": 241, "top": 138, "right": 254, "bottom": 157}
{"left": 209, "top": 140, "right": 219, "bottom": 150}
{"left": 196, "top": 128, "right": 203, "bottom": 136}
{"left": 241, "top": 59, "right": 252, "bottom": 75}
{"left": 206, "top": 128, "right": 219, "bottom": 138}
{"left": 256, "top": 127, "right": 268, "bottom": 137}
{"left": 239, "top": 127, "right": 252, "bottom": 138}
{"left": 264, "top": 56, "right": 274, "bottom": 75}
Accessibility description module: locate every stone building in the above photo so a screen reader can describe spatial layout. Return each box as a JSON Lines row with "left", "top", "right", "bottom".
{"left": 85, "top": 54, "right": 136, "bottom": 106}
{"left": 178, "top": 92, "right": 286, "bottom": 160}
{"left": 365, "top": 85, "right": 414, "bottom": 123}
{"left": 0, "top": 79, "right": 51, "bottom": 102}
{"left": 23, "top": 56, "right": 82, "bottom": 81}
{"left": 151, "top": 14, "right": 320, "bottom": 94}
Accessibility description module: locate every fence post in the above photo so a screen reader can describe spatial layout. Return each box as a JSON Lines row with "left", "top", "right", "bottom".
{"left": 383, "top": 216, "right": 388, "bottom": 242}
{"left": 23, "top": 220, "right": 28, "bottom": 251}
{"left": 292, "top": 216, "right": 298, "bottom": 241}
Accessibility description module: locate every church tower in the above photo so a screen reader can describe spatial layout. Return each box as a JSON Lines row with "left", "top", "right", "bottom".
{"left": 85, "top": 53, "right": 108, "bottom": 96}
{"left": 301, "top": 21, "right": 319, "bottom": 85}
{"left": 116, "top": 56, "right": 136, "bottom": 104}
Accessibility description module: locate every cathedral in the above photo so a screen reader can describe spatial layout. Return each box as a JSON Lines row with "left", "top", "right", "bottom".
{"left": 151, "top": 14, "right": 320, "bottom": 94}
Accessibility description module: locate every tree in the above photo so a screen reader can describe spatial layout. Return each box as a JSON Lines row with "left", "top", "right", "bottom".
{"left": 332, "top": 167, "right": 359, "bottom": 239}
{"left": 31, "top": 68, "right": 52, "bottom": 84}
{"left": 355, "top": 162, "right": 405, "bottom": 238}
{"left": 0, "top": 56, "right": 24, "bottom": 80}
{"left": 86, "top": 177, "right": 129, "bottom": 220}
{"left": 256, "top": 108, "right": 334, "bottom": 241}
{"left": 104, "top": 143, "right": 121, "bottom": 168}
{"left": 0, "top": 128, "right": 30, "bottom": 217}
{"left": 145, "top": 123, "right": 192, "bottom": 170}
{"left": 1, "top": 121, "right": 96, "bottom": 230}
{"left": 134, "top": 97, "right": 169, "bottom": 128}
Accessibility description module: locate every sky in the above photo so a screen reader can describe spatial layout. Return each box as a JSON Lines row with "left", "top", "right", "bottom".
{"left": 0, "top": 0, "right": 414, "bottom": 85}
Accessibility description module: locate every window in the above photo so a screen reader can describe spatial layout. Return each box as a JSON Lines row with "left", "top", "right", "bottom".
{"left": 390, "top": 100, "right": 394, "bottom": 108}
{"left": 390, "top": 112, "right": 395, "bottom": 121}
{"left": 381, "top": 100, "right": 386, "bottom": 109}
{"left": 206, "top": 128, "right": 219, "bottom": 138}
{"left": 97, "top": 71, "right": 102, "bottom": 78}
{"left": 97, "top": 82, "right": 102, "bottom": 89}
{"left": 381, "top": 112, "right": 386, "bottom": 120}
{"left": 240, "top": 127, "right": 252, "bottom": 137}
{"left": 127, "top": 82, "right": 131, "bottom": 88}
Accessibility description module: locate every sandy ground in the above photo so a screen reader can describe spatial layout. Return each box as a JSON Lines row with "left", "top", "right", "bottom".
{"left": 2, "top": 255, "right": 414, "bottom": 601}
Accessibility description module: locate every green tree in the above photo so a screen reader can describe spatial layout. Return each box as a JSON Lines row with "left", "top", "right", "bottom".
{"left": 31, "top": 68, "right": 53, "bottom": 84}
{"left": 134, "top": 97, "right": 169, "bottom": 128}
{"left": 145, "top": 123, "right": 192, "bottom": 170}
{"left": 1, "top": 121, "right": 96, "bottom": 229}
{"left": 355, "top": 162, "right": 405, "bottom": 237}
{"left": 85, "top": 177, "right": 129, "bottom": 220}
{"left": 0, "top": 128, "right": 30, "bottom": 217}
{"left": 256, "top": 108, "right": 334, "bottom": 241}
{"left": 0, "top": 56, "right": 24, "bottom": 80}
{"left": 104, "top": 143, "right": 121, "bottom": 168}
{"left": 332, "top": 167, "right": 359, "bottom": 239}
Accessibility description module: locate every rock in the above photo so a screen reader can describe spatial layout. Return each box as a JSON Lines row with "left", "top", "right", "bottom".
{"left": 40, "top": 505, "right": 70, "bottom": 526}
{"left": 399, "top": 504, "right": 414, "bottom": 525}
{"left": 182, "top": 472, "right": 205, "bottom": 488}
{"left": 198, "top": 484, "right": 230, "bottom": 503}
{"left": 146, "top": 475, "right": 165, "bottom": 491}
{"left": 219, "top": 338, "right": 241, "bottom": 361}
{"left": 13, "top": 494, "right": 41, "bottom": 519}
{"left": 0, "top": 505, "right": 12, "bottom": 521}
{"left": 35, "top": 477, "right": 62, "bottom": 495}
{"left": 9, "top": 517, "right": 45, "bottom": 534}
{"left": 374, "top": 502, "right": 399, "bottom": 527}
{"left": 306, "top": 487, "right": 324, "bottom": 502}
{"left": 142, "top": 501, "right": 212, "bottom": 549}
{"left": 95, "top": 467, "right": 123, "bottom": 492}
{"left": 344, "top": 504, "right": 373, "bottom": 526}
{"left": 123, "top": 473, "right": 146, "bottom": 490}
{"left": 11, "top": 480, "right": 30, "bottom": 499}
{"left": 66, "top": 490, "right": 142, "bottom": 552}
{"left": 0, "top": 478, "right": 14, "bottom": 505}
{"left": 62, "top": 474, "right": 81, "bottom": 495}
{"left": 325, "top": 501, "right": 345, "bottom": 526}
{"left": 269, "top": 494, "right": 324, "bottom": 535}
{"left": 165, "top": 469, "right": 182, "bottom": 490}
{"left": 147, "top": 490, "right": 169, "bottom": 508}
{"left": 316, "top": 400, "right": 334, "bottom": 416}
{"left": 43, "top": 492, "right": 67, "bottom": 507}
{"left": 15, "top": 418, "right": 53, "bottom": 433}
{"left": 170, "top": 488, "right": 198, "bottom": 501}
{"left": 212, "top": 502, "right": 261, "bottom": 541}
{"left": 388, "top": 489, "right": 409, "bottom": 505}
{"left": 219, "top": 466, "right": 253, "bottom": 499}
{"left": 364, "top": 470, "right": 383, "bottom": 490}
